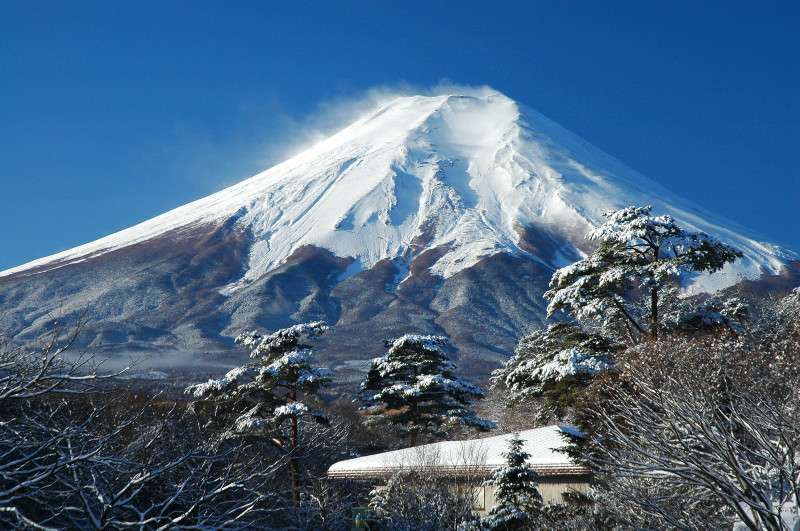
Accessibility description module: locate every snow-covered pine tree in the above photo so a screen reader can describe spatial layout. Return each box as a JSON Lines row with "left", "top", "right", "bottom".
{"left": 663, "top": 296, "right": 750, "bottom": 335}
{"left": 479, "top": 434, "right": 542, "bottom": 531}
{"left": 186, "top": 320, "right": 332, "bottom": 505}
{"left": 545, "top": 205, "right": 742, "bottom": 343}
{"left": 491, "top": 322, "right": 617, "bottom": 421}
{"left": 360, "top": 334, "right": 495, "bottom": 444}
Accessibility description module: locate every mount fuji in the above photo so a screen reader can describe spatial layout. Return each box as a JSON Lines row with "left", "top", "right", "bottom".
{"left": 1, "top": 91, "right": 796, "bottom": 380}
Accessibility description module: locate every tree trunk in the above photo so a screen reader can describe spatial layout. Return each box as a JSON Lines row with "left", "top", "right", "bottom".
{"left": 650, "top": 249, "right": 659, "bottom": 341}
{"left": 289, "top": 387, "right": 300, "bottom": 507}
{"left": 650, "top": 286, "right": 658, "bottom": 341}
{"left": 410, "top": 365, "right": 419, "bottom": 447}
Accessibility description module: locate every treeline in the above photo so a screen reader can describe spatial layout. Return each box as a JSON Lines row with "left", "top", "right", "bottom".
{"left": 489, "top": 206, "right": 800, "bottom": 530}
{"left": 2, "top": 206, "right": 799, "bottom": 530}
{"left": 492, "top": 288, "right": 800, "bottom": 530}
{"left": 0, "top": 317, "right": 496, "bottom": 530}
{"left": 0, "top": 314, "right": 377, "bottom": 529}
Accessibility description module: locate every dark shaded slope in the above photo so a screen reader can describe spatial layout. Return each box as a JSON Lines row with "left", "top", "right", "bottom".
{"left": 220, "top": 246, "right": 353, "bottom": 336}
{"left": 0, "top": 219, "right": 251, "bottom": 351}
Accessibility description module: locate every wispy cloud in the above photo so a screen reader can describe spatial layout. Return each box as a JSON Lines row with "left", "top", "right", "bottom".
{"left": 256, "top": 81, "right": 500, "bottom": 167}
{"left": 161, "top": 81, "right": 500, "bottom": 197}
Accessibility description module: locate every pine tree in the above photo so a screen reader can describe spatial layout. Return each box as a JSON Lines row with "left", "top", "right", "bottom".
{"left": 360, "top": 334, "right": 495, "bottom": 444}
{"left": 491, "top": 322, "right": 618, "bottom": 420}
{"left": 663, "top": 296, "right": 750, "bottom": 335}
{"left": 480, "top": 434, "right": 542, "bottom": 531}
{"left": 545, "top": 205, "right": 742, "bottom": 343}
{"left": 186, "top": 320, "right": 332, "bottom": 506}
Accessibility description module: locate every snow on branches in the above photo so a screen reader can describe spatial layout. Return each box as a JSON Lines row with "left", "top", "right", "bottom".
{"left": 545, "top": 205, "right": 742, "bottom": 342}
{"left": 492, "top": 322, "right": 617, "bottom": 421}
{"left": 663, "top": 296, "right": 749, "bottom": 334}
{"left": 481, "top": 434, "right": 543, "bottom": 530}
{"left": 360, "top": 334, "right": 495, "bottom": 442}
{"left": 235, "top": 321, "right": 329, "bottom": 358}
{"left": 186, "top": 321, "right": 332, "bottom": 435}
{"left": 186, "top": 320, "right": 332, "bottom": 507}
{"left": 583, "top": 333, "right": 800, "bottom": 530}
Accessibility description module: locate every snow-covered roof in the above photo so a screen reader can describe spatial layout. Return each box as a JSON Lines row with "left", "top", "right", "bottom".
{"left": 327, "top": 425, "right": 588, "bottom": 479}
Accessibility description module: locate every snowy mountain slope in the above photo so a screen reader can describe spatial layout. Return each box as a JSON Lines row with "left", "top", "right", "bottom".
{"left": 2, "top": 92, "right": 791, "bottom": 288}
{"left": 0, "top": 90, "right": 796, "bottom": 377}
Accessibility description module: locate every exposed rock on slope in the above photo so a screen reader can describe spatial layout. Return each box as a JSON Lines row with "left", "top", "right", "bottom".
{"left": 1, "top": 91, "right": 795, "bottom": 380}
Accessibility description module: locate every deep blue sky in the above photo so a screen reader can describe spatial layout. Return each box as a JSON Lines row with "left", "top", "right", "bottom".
{"left": 1, "top": 1, "right": 798, "bottom": 271}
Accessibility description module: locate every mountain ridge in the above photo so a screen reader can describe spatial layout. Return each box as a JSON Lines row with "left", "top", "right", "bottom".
{"left": 1, "top": 90, "right": 796, "bottom": 379}
{"left": 3, "top": 92, "right": 791, "bottom": 286}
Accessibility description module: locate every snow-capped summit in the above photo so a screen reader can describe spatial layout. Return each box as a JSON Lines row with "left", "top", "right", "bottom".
{"left": 0, "top": 91, "right": 795, "bottom": 375}
{"left": 3, "top": 92, "right": 791, "bottom": 288}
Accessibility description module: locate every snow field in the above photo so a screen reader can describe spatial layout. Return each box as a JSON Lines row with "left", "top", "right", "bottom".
{"left": 1, "top": 91, "right": 793, "bottom": 297}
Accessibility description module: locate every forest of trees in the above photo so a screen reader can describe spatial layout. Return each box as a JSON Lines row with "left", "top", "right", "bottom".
{"left": 1, "top": 206, "right": 798, "bottom": 530}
